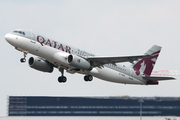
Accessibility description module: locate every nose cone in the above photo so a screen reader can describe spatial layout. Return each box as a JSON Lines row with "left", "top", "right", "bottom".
{"left": 5, "top": 33, "right": 11, "bottom": 42}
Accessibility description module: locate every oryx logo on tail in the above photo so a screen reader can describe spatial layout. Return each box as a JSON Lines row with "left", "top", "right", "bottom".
{"left": 132, "top": 45, "right": 161, "bottom": 76}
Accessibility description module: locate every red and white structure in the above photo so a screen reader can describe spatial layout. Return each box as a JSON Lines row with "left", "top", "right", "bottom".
{"left": 151, "top": 70, "right": 180, "bottom": 76}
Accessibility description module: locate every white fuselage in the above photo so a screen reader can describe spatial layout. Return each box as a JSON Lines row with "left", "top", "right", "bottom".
{"left": 5, "top": 31, "right": 146, "bottom": 85}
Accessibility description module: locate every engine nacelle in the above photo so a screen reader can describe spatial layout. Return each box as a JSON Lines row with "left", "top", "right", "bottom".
{"left": 53, "top": 52, "right": 69, "bottom": 64}
{"left": 67, "top": 55, "right": 91, "bottom": 70}
{"left": 53, "top": 52, "right": 91, "bottom": 70}
{"left": 28, "top": 57, "right": 54, "bottom": 73}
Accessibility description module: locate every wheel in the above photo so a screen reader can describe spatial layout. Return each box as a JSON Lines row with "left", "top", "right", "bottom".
{"left": 84, "top": 75, "right": 93, "bottom": 81}
{"left": 58, "top": 76, "right": 63, "bottom": 83}
{"left": 62, "top": 76, "right": 67, "bottom": 82}
{"left": 88, "top": 75, "right": 93, "bottom": 81}
{"left": 58, "top": 76, "right": 67, "bottom": 83}
{"left": 20, "top": 58, "right": 26, "bottom": 63}
{"left": 84, "top": 76, "right": 88, "bottom": 81}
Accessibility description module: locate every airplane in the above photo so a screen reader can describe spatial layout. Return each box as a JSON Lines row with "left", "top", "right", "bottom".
{"left": 5, "top": 29, "right": 175, "bottom": 85}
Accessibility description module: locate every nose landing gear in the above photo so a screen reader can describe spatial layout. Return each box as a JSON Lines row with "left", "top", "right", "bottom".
{"left": 20, "top": 58, "right": 26, "bottom": 62}
{"left": 20, "top": 52, "right": 28, "bottom": 63}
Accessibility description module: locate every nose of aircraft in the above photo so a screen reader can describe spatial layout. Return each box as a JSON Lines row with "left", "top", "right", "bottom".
{"left": 5, "top": 33, "right": 11, "bottom": 42}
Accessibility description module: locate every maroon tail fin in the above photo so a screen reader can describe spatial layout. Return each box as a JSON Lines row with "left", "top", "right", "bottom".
{"left": 132, "top": 45, "right": 161, "bottom": 76}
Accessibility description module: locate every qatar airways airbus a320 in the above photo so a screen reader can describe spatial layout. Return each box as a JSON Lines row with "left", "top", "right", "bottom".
{"left": 5, "top": 29, "right": 175, "bottom": 85}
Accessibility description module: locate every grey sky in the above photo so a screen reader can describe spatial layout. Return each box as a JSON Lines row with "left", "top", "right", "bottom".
{"left": 1, "top": 0, "right": 180, "bottom": 116}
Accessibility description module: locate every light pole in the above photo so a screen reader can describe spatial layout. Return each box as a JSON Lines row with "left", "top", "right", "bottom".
{"left": 138, "top": 99, "right": 144, "bottom": 120}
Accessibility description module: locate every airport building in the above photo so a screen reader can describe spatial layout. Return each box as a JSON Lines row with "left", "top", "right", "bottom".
{"left": 8, "top": 96, "right": 180, "bottom": 116}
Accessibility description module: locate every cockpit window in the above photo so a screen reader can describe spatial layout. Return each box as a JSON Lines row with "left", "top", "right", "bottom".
{"left": 13, "top": 31, "right": 18, "bottom": 33}
{"left": 13, "top": 31, "right": 25, "bottom": 35}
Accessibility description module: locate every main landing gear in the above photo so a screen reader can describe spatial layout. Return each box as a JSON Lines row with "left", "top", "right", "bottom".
{"left": 58, "top": 76, "right": 67, "bottom": 83}
{"left": 57, "top": 68, "right": 93, "bottom": 83}
{"left": 84, "top": 75, "right": 93, "bottom": 81}
{"left": 20, "top": 52, "right": 28, "bottom": 63}
{"left": 58, "top": 68, "right": 67, "bottom": 83}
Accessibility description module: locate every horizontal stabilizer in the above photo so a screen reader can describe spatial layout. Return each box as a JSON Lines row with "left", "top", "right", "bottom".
{"left": 143, "top": 76, "right": 176, "bottom": 81}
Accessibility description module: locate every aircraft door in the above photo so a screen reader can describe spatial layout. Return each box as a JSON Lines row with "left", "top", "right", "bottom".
{"left": 29, "top": 33, "right": 40, "bottom": 52}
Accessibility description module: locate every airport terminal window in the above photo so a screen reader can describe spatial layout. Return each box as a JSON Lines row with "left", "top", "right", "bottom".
{"left": 8, "top": 96, "right": 180, "bottom": 116}
{"left": 9, "top": 105, "right": 180, "bottom": 110}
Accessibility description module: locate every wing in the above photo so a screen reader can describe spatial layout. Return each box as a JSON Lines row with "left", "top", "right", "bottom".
{"left": 86, "top": 55, "right": 152, "bottom": 67}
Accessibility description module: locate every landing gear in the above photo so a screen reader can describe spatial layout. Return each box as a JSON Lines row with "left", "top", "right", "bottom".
{"left": 58, "top": 68, "right": 67, "bottom": 83}
{"left": 84, "top": 75, "right": 93, "bottom": 81}
{"left": 20, "top": 52, "right": 28, "bottom": 63}
{"left": 20, "top": 58, "right": 26, "bottom": 62}
{"left": 58, "top": 76, "right": 67, "bottom": 83}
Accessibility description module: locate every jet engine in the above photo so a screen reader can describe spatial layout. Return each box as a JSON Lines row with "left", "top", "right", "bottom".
{"left": 28, "top": 57, "right": 54, "bottom": 73}
{"left": 53, "top": 52, "right": 69, "bottom": 64}
{"left": 67, "top": 54, "right": 91, "bottom": 70}
{"left": 53, "top": 52, "right": 91, "bottom": 70}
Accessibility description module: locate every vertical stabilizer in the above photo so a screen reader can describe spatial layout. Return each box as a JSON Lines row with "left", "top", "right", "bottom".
{"left": 132, "top": 45, "right": 162, "bottom": 76}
